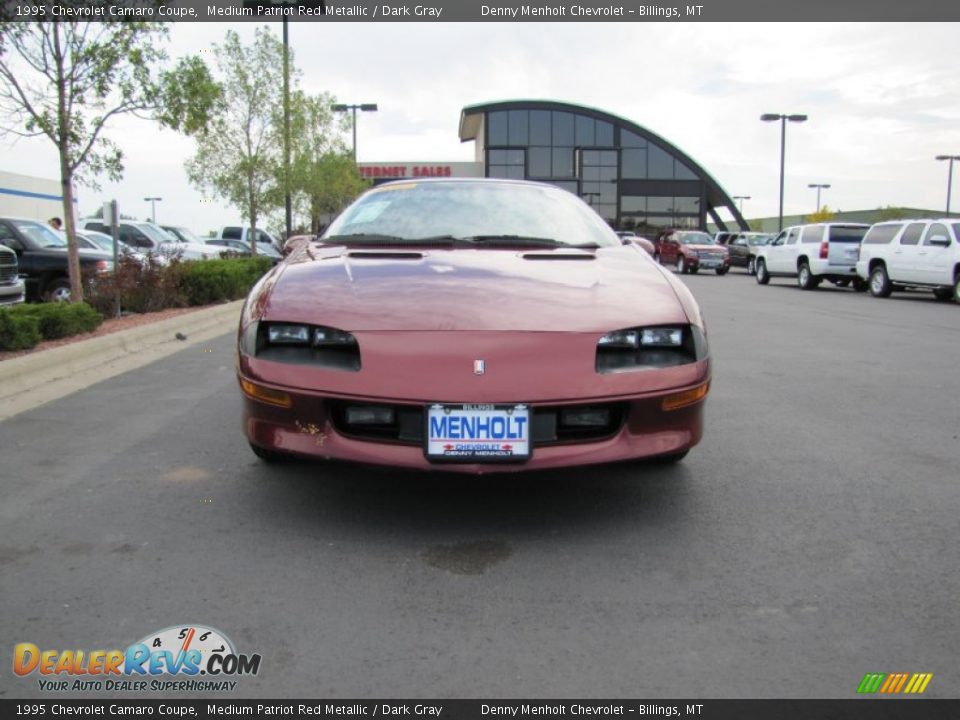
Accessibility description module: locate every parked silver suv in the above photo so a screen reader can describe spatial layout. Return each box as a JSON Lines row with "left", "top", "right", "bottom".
{"left": 856, "top": 219, "right": 960, "bottom": 302}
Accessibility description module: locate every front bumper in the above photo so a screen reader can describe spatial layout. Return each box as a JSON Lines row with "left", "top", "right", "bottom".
{"left": 238, "top": 353, "right": 710, "bottom": 474}
{"left": 0, "top": 279, "right": 26, "bottom": 305}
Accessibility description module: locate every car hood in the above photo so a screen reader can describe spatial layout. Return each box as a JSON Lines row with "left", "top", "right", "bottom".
{"left": 253, "top": 244, "right": 691, "bottom": 332}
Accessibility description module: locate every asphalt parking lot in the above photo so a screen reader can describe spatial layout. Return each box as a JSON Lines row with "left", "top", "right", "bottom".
{"left": 1, "top": 267, "right": 958, "bottom": 699}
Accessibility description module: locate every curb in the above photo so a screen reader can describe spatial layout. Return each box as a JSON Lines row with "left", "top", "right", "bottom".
{"left": 0, "top": 300, "right": 244, "bottom": 421}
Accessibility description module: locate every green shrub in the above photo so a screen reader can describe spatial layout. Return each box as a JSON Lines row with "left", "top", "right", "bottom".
{"left": 85, "top": 254, "right": 185, "bottom": 316}
{"left": 0, "top": 309, "right": 42, "bottom": 350}
{"left": 176, "top": 257, "right": 272, "bottom": 306}
{"left": 17, "top": 302, "right": 102, "bottom": 340}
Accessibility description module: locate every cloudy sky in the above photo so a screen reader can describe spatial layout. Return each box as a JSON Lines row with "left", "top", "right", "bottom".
{"left": 4, "top": 21, "right": 959, "bottom": 233}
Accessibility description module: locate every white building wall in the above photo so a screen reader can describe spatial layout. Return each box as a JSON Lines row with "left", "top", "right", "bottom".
{"left": 0, "top": 171, "right": 74, "bottom": 221}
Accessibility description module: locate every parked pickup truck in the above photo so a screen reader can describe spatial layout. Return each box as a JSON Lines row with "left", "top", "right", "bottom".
{"left": 0, "top": 216, "right": 113, "bottom": 302}
{"left": 755, "top": 223, "right": 869, "bottom": 290}
{"left": 0, "top": 242, "right": 26, "bottom": 306}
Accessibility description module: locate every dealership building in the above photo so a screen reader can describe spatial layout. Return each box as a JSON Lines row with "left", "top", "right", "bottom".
{"left": 360, "top": 100, "right": 748, "bottom": 234}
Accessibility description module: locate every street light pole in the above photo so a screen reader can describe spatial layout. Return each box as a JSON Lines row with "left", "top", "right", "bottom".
{"left": 732, "top": 195, "right": 751, "bottom": 214}
{"left": 283, "top": 18, "right": 292, "bottom": 242}
{"left": 331, "top": 103, "right": 379, "bottom": 162}
{"left": 808, "top": 183, "right": 831, "bottom": 213}
{"left": 144, "top": 197, "right": 162, "bottom": 223}
{"left": 761, "top": 113, "right": 808, "bottom": 232}
{"left": 935, "top": 155, "right": 960, "bottom": 215}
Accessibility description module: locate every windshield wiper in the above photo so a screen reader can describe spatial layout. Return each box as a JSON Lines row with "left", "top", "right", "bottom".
{"left": 322, "top": 233, "right": 413, "bottom": 244}
{"left": 464, "top": 235, "right": 600, "bottom": 249}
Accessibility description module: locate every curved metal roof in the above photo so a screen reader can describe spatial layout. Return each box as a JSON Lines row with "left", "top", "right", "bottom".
{"left": 459, "top": 99, "right": 747, "bottom": 230}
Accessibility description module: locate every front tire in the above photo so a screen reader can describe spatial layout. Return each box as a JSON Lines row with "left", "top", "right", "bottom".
{"left": 756, "top": 259, "right": 770, "bottom": 285}
{"left": 797, "top": 262, "right": 819, "bottom": 290}
{"left": 43, "top": 278, "right": 71, "bottom": 303}
{"left": 677, "top": 256, "right": 687, "bottom": 274}
{"left": 716, "top": 266, "right": 729, "bottom": 276}
{"left": 747, "top": 256, "right": 756, "bottom": 275}
{"left": 249, "top": 443, "right": 289, "bottom": 463}
{"left": 869, "top": 265, "right": 893, "bottom": 297}
{"left": 649, "top": 450, "right": 690, "bottom": 465}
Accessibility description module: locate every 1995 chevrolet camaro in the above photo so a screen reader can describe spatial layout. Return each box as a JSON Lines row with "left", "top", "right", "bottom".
{"left": 237, "top": 178, "right": 710, "bottom": 473}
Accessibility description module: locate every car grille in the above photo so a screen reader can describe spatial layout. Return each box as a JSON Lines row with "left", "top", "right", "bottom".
{"left": 329, "top": 402, "right": 626, "bottom": 446}
{"left": 0, "top": 254, "right": 17, "bottom": 285}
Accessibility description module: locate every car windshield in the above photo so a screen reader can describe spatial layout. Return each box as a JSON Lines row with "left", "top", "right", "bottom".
{"left": 79, "top": 232, "right": 113, "bottom": 252}
{"left": 12, "top": 220, "right": 67, "bottom": 248}
{"left": 169, "top": 226, "right": 204, "bottom": 244}
{"left": 138, "top": 223, "right": 178, "bottom": 244}
{"left": 324, "top": 181, "right": 619, "bottom": 248}
{"left": 257, "top": 243, "right": 281, "bottom": 258}
{"left": 678, "top": 232, "right": 714, "bottom": 245}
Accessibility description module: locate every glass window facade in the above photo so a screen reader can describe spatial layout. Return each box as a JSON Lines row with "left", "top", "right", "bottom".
{"left": 481, "top": 105, "right": 739, "bottom": 233}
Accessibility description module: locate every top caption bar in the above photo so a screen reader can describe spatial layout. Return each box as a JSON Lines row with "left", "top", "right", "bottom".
{"left": 3, "top": 0, "right": 958, "bottom": 21}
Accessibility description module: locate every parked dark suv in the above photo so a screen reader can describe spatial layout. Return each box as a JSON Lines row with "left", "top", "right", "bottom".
{"left": 0, "top": 217, "right": 113, "bottom": 302}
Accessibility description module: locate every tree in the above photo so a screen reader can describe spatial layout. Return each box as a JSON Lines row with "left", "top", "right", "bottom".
{"left": 186, "top": 27, "right": 288, "bottom": 254}
{"left": 282, "top": 90, "right": 366, "bottom": 233}
{"left": 0, "top": 19, "right": 219, "bottom": 302}
{"left": 805, "top": 205, "right": 837, "bottom": 223}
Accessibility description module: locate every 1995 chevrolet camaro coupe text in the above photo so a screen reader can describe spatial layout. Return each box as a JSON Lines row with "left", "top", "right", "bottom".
{"left": 237, "top": 178, "right": 710, "bottom": 473}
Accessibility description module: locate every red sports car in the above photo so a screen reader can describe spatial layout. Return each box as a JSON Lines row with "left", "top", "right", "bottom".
{"left": 237, "top": 179, "right": 710, "bottom": 473}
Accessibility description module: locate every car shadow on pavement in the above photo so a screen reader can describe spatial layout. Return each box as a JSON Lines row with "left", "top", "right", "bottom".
{"left": 239, "top": 454, "right": 694, "bottom": 545}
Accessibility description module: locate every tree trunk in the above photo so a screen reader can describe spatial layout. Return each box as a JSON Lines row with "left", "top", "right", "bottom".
{"left": 54, "top": 25, "right": 83, "bottom": 303}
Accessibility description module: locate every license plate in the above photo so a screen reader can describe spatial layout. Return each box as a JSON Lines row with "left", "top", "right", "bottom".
{"left": 426, "top": 404, "right": 531, "bottom": 462}
{"left": 700, "top": 259, "right": 720, "bottom": 268}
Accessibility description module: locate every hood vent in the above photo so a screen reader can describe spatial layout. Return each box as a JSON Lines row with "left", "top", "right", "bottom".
{"left": 521, "top": 252, "right": 595, "bottom": 261}
{"left": 346, "top": 251, "right": 424, "bottom": 260}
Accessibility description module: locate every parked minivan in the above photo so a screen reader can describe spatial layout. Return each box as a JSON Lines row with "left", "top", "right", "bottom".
{"left": 755, "top": 223, "right": 869, "bottom": 290}
{"left": 856, "top": 219, "right": 960, "bottom": 302}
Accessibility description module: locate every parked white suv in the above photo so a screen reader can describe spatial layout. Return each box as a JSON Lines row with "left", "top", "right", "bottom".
{"left": 856, "top": 219, "right": 960, "bottom": 302}
{"left": 755, "top": 223, "right": 869, "bottom": 290}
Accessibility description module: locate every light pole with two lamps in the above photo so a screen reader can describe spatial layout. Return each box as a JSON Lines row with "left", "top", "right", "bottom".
{"left": 331, "top": 103, "right": 379, "bottom": 162}
{"left": 808, "top": 183, "right": 831, "bottom": 214}
{"left": 760, "top": 113, "right": 808, "bottom": 232}
{"left": 935, "top": 155, "right": 960, "bottom": 215}
{"left": 144, "top": 197, "right": 162, "bottom": 223}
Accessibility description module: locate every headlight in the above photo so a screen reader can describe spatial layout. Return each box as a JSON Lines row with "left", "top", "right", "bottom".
{"left": 268, "top": 324, "right": 311, "bottom": 345}
{"left": 596, "top": 325, "right": 707, "bottom": 373}
{"left": 252, "top": 322, "right": 361, "bottom": 372}
{"left": 598, "top": 329, "right": 639, "bottom": 348}
{"left": 640, "top": 327, "right": 683, "bottom": 347}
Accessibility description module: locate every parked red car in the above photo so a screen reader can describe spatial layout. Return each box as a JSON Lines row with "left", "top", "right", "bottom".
{"left": 655, "top": 229, "right": 730, "bottom": 275}
{"left": 237, "top": 179, "right": 711, "bottom": 473}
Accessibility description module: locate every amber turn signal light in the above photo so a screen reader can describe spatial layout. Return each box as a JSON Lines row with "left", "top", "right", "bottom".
{"left": 240, "top": 378, "right": 292, "bottom": 408}
{"left": 661, "top": 381, "right": 710, "bottom": 411}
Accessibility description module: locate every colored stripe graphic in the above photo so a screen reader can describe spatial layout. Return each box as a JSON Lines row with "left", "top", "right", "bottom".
{"left": 858, "top": 672, "right": 932, "bottom": 694}
{"left": 857, "top": 673, "right": 886, "bottom": 694}
{"left": 904, "top": 673, "right": 933, "bottom": 694}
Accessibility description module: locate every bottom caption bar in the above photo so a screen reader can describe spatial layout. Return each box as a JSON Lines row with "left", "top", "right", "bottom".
{"left": 3, "top": 700, "right": 958, "bottom": 720}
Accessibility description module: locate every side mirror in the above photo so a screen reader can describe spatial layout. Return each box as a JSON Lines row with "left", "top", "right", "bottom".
{"left": 928, "top": 235, "right": 950, "bottom": 247}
